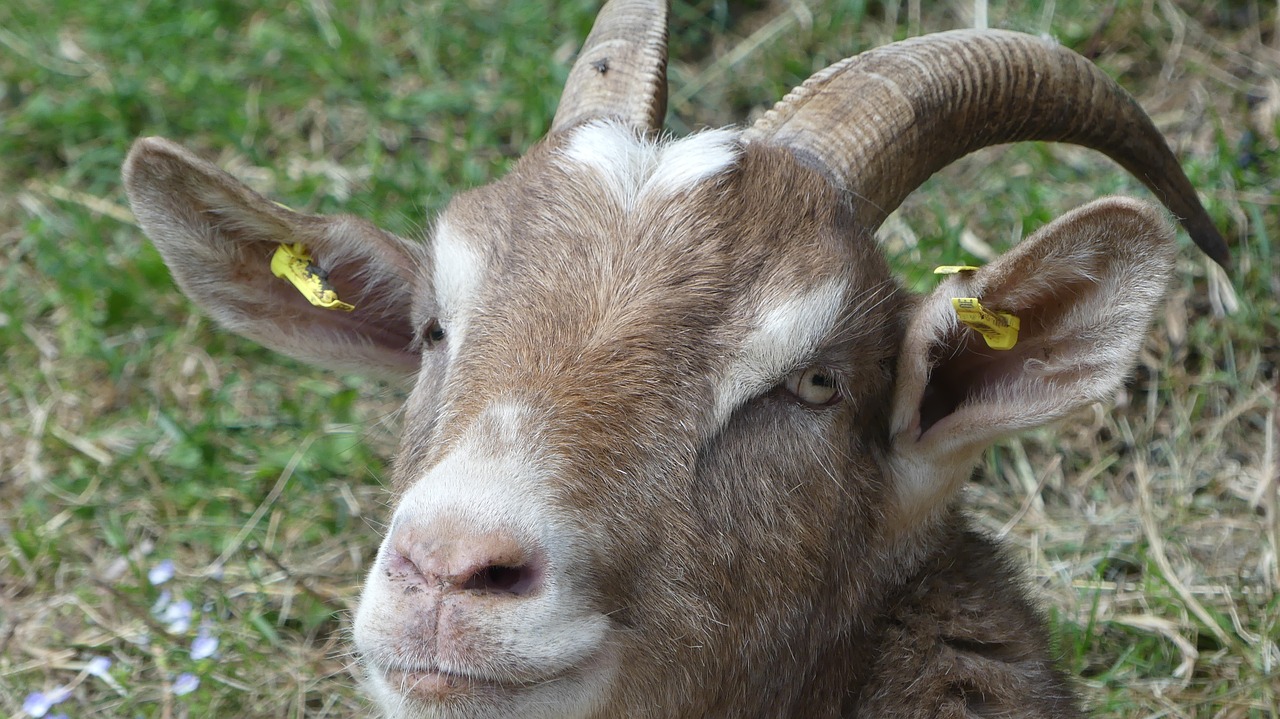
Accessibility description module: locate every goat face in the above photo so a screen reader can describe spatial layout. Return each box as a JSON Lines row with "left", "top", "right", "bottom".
{"left": 122, "top": 2, "right": 1226, "bottom": 717}
{"left": 354, "top": 127, "right": 904, "bottom": 716}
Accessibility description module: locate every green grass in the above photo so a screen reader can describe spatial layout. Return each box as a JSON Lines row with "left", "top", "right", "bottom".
{"left": 2, "top": 0, "right": 1277, "bottom": 716}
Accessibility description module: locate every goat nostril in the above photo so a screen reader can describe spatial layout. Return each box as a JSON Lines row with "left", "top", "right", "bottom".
{"left": 462, "top": 564, "right": 538, "bottom": 595}
{"left": 389, "top": 526, "right": 546, "bottom": 596}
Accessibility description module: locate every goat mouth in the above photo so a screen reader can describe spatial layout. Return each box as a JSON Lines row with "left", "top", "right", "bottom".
{"left": 379, "top": 663, "right": 577, "bottom": 703}
{"left": 383, "top": 666, "right": 497, "bottom": 701}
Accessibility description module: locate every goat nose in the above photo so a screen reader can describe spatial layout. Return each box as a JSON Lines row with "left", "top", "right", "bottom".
{"left": 390, "top": 525, "right": 545, "bottom": 597}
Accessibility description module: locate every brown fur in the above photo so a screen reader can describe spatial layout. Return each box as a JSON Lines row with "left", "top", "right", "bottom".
{"left": 860, "top": 518, "right": 1080, "bottom": 717}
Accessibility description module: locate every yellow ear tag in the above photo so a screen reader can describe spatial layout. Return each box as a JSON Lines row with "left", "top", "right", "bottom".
{"left": 270, "top": 243, "right": 356, "bottom": 312}
{"left": 933, "top": 265, "right": 981, "bottom": 274}
{"left": 951, "top": 297, "right": 1020, "bottom": 350}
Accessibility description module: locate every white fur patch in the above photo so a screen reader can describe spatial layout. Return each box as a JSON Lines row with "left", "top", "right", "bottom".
{"left": 388, "top": 401, "right": 552, "bottom": 539}
{"left": 559, "top": 120, "right": 740, "bottom": 210}
{"left": 431, "top": 217, "right": 483, "bottom": 358}
{"left": 714, "top": 278, "right": 849, "bottom": 424}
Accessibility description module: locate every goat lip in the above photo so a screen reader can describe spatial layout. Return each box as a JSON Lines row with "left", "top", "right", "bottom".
{"left": 383, "top": 666, "right": 481, "bottom": 700}
{"left": 380, "top": 664, "right": 544, "bottom": 702}
{"left": 378, "top": 652, "right": 604, "bottom": 701}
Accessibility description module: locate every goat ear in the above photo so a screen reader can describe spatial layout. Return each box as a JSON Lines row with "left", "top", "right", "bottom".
{"left": 887, "top": 197, "right": 1175, "bottom": 527}
{"left": 124, "top": 137, "right": 422, "bottom": 378}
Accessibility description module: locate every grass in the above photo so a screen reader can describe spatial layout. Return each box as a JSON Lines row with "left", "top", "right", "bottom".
{"left": 1, "top": 0, "right": 1277, "bottom": 716}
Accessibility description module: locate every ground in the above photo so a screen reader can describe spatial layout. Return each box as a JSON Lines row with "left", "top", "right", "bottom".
{"left": 1, "top": 0, "right": 1277, "bottom": 716}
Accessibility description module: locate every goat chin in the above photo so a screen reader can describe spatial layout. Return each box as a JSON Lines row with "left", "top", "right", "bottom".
{"left": 361, "top": 657, "right": 615, "bottom": 719}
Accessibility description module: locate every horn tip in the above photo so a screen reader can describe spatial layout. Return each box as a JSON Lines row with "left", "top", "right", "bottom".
{"left": 1185, "top": 214, "right": 1231, "bottom": 269}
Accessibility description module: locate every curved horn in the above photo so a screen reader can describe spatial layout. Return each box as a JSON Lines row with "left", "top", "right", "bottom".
{"left": 743, "top": 29, "right": 1230, "bottom": 267}
{"left": 550, "top": 0, "right": 669, "bottom": 136}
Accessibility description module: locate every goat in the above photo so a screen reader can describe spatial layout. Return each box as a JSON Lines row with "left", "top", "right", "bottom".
{"left": 122, "top": 1, "right": 1229, "bottom": 717}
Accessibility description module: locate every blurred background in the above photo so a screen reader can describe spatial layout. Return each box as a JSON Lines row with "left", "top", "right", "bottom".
{"left": 1, "top": 0, "right": 1276, "bottom": 716}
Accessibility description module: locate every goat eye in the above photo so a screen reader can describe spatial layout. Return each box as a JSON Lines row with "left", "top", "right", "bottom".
{"left": 421, "top": 319, "right": 446, "bottom": 349}
{"left": 784, "top": 366, "right": 840, "bottom": 406}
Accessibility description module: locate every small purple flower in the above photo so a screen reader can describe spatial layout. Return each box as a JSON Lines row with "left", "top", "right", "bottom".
{"left": 161, "top": 599, "right": 193, "bottom": 633}
{"left": 190, "top": 627, "right": 219, "bottom": 660}
{"left": 86, "top": 655, "right": 112, "bottom": 678}
{"left": 22, "top": 686, "right": 69, "bottom": 717}
{"left": 172, "top": 672, "right": 200, "bottom": 696}
{"left": 22, "top": 692, "right": 53, "bottom": 717}
{"left": 151, "top": 589, "right": 172, "bottom": 614}
{"left": 148, "top": 559, "right": 175, "bottom": 585}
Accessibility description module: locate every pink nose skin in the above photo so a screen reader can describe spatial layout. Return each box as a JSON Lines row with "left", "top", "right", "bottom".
{"left": 388, "top": 524, "right": 546, "bottom": 598}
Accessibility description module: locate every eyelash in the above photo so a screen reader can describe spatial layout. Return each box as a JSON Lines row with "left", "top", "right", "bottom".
{"left": 415, "top": 318, "right": 447, "bottom": 351}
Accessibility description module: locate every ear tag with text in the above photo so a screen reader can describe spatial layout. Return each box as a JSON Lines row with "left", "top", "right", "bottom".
{"left": 951, "top": 297, "right": 1019, "bottom": 350}
{"left": 270, "top": 243, "right": 356, "bottom": 312}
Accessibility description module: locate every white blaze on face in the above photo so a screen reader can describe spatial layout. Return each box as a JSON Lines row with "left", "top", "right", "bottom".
{"left": 430, "top": 216, "right": 484, "bottom": 360}
{"left": 714, "top": 278, "right": 850, "bottom": 425}
{"left": 559, "top": 119, "right": 741, "bottom": 211}
{"left": 390, "top": 402, "right": 552, "bottom": 536}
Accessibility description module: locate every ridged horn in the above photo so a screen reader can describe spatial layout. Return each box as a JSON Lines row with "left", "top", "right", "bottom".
{"left": 550, "top": 0, "right": 669, "bottom": 135}
{"left": 743, "top": 29, "right": 1230, "bottom": 267}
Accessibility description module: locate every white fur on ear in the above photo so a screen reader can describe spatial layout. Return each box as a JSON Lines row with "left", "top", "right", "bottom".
{"left": 888, "top": 197, "right": 1176, "bottom": 529}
